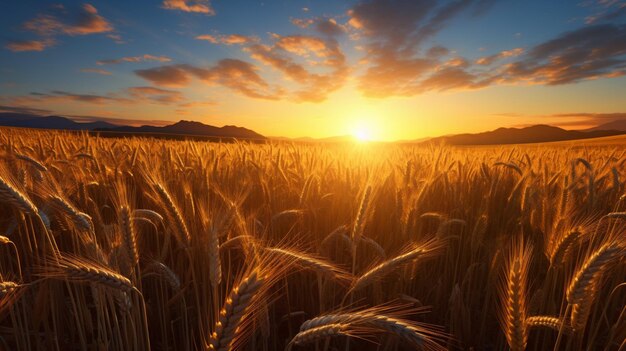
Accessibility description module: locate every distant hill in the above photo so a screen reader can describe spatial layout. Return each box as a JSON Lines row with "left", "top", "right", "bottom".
{"left": 99, "top": 120, "right": 265, "bottom": 140}
{"left": 426, "top": 124, "right": 626, "bottom": 145}
{"left": 0, "top": 112, "right": 117, "bottom": 130}
{"left": 0, "top": 113, "right": 265, "bottom": 140}
{"left": 586, "top": 119, "right": 626, "bottom": 132}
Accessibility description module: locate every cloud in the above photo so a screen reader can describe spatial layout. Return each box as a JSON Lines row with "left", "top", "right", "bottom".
{"left": 7, "top": 3, "right": 117, "bottom": 52}
{"left": 291, "top": 17, "right": 346, "bottom": 37}
{"left": 4, "top": 87, "right": 188, "bottom": 108}
{"left": 245, "top": 34, "right": 348, "bottom": 102}
{"left": 291, "top": 18, "right": 315, "bottom": 29}
{"left": 97, "top": 54, "right": 172, "bottom": 65}
{"left": 106, "top": 33, "right": 125, "bottom": 44}
{"left": 135, "top": 60, "right": 284, "bottom": 100}
{"left": 502, "top": 24, "right": 626, "bottom": 85}
{"left": 135, "top": 65, "right": 192, "bottom": 87}
{"left": 195, "top": 34, "right": 256, "bottom": 45}
{"left": 5, "top": 39, "right": 54, "bottom": 52}
{"left": 585, "top": 1, "right": 626, "bottom": 24}
{"left": 349, "top": 0, "right": 496, "bottom": 97}
{"left": 494, "top": 111, "right": 626, "bottom": 129}
{"left": 127, "top": 86, "right": 184, "bottom": 104}
{"left": 348, "top": 0, "right": 626, "bottom": 98}
{"left": 80, "top": 68, "right": 112, "bottom": 75}
{"left": 475, "top": 48, "right": 524, "bottom": 65}
{"left": 162, "top": 0, "right": 215, "bottom": 15}
{"left": 23, "top": 3, "right": 113, "bottom": 36}
{"left": 0, "top": 105, "right": 53, "bottom": 115}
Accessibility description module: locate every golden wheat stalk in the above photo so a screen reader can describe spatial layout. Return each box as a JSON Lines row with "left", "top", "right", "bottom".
{"left": 208, "top": 271, "right": 264, "bottom": 351}
{"left": 288, "top": 323, "right": 348, "bottom": 349}
{"left": 566, "top": 243, "right": 622, "bottom": 305}
{"left": 351, "top": 185, "right": 372, "bottom": 240}
{"left": 49, "top": 195, "right": 93, "bottom": 232}
{"left": 0, "top": 176, "right": 38, "bottom": 214}
{"left": 154, "top": 183, "right": 191, "bottom": 243}
{"left": 350, "top": 238, "right": 442, "bottom": 292}
{"left": 549, "top": 229, "right": 580, "bottom": 266}
{"left": 295, "top": 309, "right": 446, "bottom": 350}
{"left": 209, "top": 226, "right": 222, "bottom": 287}
{"left": 526, "top": 316, "right": 570, "bottom": 334}
{"left": 265, "top": 247, "right": 352, "bottom": 284}
{"left": 120, "top": 205, "right": 139, "bottom": 266}
{"left": 498, "top": 240, "right": 532, "bottom": 351}
{"left": 44, "top": 256, "right": 134, "bottom": 293}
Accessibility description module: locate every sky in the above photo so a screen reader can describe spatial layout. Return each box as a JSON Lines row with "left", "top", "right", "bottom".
{"left": 1, "top": 0, "right": 625, "bottom": 141}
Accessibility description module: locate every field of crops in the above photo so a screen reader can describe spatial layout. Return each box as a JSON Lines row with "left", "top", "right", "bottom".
{"left": 0, "top": 127, "right": 624, "bottom": 350}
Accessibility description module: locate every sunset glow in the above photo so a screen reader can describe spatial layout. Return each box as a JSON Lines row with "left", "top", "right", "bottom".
{"left": 1, "top": 1, "right": 625, "bottom": 140}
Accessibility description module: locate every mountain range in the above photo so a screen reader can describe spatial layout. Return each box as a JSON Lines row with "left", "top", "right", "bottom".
{"left": 0, "top": 113, "right": 265, "bottom": 140}
{"left": 0, "top": 112, "right": 625, "bottom": 145}
{"left": 424, "top": 123, "right": 626, "bottom": 145}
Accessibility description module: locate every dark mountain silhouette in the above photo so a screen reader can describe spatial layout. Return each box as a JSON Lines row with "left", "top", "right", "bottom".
{"left": 0, "top": 113, "right": 265, "bottom": 140}
{"left": 99, "top": 120, "right": 265, "bottom": 139}
{"left": 426, "top": 124, "right": 626, "bottom": 145}
{"left": 586, "top": 119, "right": 626, "bottom": 132}
{"left": 0, "top": 113, "right": 117, "bottom": 130}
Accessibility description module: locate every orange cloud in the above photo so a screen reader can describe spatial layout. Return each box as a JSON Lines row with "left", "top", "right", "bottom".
{"left": 162, "top": 0, "right": 214, "bottom": 15}
{"left": 23, "top": 4, "right": 113, "bottom": 36}
{"left": 80, "top": 68, "right": 112, "bottom": 75}
{"left": 195, "top": 34, "right": 256, "bottom": 45}
{"left": 135, "top": 60, "right": 284, "bottom": 100}
{"left": 291, "top": 18, "right": 314, "bottom": 28}
{"left": 5, "top": 39, "right": 54, "bottom": 52}
{"left": 97, "top": 54, "right": 172, "bottom": 65}
{"left": 135, "top": 66, "right": 192, "bottom": 88}
{"left": 127, "top": 86, "right": 184, "bottom": 104}
{"left": 195, "top": 34, "right": 218, "bottom": 43}
{"left": 476, "top": 48, "right": 524, "bottom": 65}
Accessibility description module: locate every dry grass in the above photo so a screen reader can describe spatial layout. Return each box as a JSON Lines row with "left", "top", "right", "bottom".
{"left": 0, "top": 127, "right": 624, "bottom": 350}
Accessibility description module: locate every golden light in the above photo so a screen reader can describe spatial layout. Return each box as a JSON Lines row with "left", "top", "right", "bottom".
{"left": 353, "top": 125, "right": 372, "bottom": 142}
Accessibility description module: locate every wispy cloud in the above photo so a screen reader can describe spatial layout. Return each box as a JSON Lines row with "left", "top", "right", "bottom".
{"left": 195, "top": 34, "right": 257, "bottom": 45}
{"left": 6, "top": 3, "right": 117, "bottom": 53}
{"left": 23, "top": 4, "right": 113, "bottom": 36}
{"left": 5, "top": 39, "right": 55, "bottom": 52}
{"left": 127, "top": 86, "right": 184, "bottom": 104}
{"left": 501, "top": 24, "right": 626, "bottom": 85}
{"left": 135, "top": 60, "right": 284, "bottom": 100}
{"left": 96, "top": 54, "right": 172, "bottom": 65}
{"left": 0, "top": 105, "right": 53, "bottom": 115}
{"left": 345, "top": 0, "right": 626, "bottom": 98}
{"left": 245, "top": 34, "right": 348, "bottom": 102}
{"left": 80, "top": 68, "right": 112, "bottom": 75}
{"left": 162, "top": 0, "right": 214, "bottom": 15}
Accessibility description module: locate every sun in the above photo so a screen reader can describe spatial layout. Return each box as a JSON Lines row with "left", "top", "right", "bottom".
{"left": 353, "top": 125, "right": 372, "bottom": 142}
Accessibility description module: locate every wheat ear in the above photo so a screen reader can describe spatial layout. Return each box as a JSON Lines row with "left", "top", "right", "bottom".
{"left": 566, "top": 243, "right": 622, "bottom": 305}
{"left": 265, "top": 247, "right": 352, "bottom": 283}
{"left": 120, "top": 205, "right": 139, "bottom": 266}
{"left": 350, "top": 238, "right": 442, "bottom": 292}
{"left": 288, "top": 323, "right": 348, "bottom": 349}
{"left": 296, "top": 311, "right": 446, "bottom": 350}
{"left": 208, "top": 271, "right": 264, "bottom": 351}
{"left": 155, "top": 183, "right": 191, "bottom": 243}
{"left": 49, "top": 195, "right": 93, "bottom": 232}
{"left": 498, "top": 241, "right": 532, "bottom": 351}
{"left": 0, "top": 176, "right": 38, "bottom": 214}
{"left": 209, "top": 226, "right": 222, "bottom": 287}
{"left": 526, "top": 316, "right": 570, "bottom": 334}
{"left": 45, "top": 256, "right": 134, "bottom": 293}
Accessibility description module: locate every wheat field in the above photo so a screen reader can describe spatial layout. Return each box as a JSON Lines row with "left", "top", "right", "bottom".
{"left": 0, "top": 127, "right": 624, "bottom": 350}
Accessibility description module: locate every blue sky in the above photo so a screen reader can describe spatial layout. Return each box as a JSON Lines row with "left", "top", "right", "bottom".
{"left": 1, "top": 0, "right": 625, "bottom": 140}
